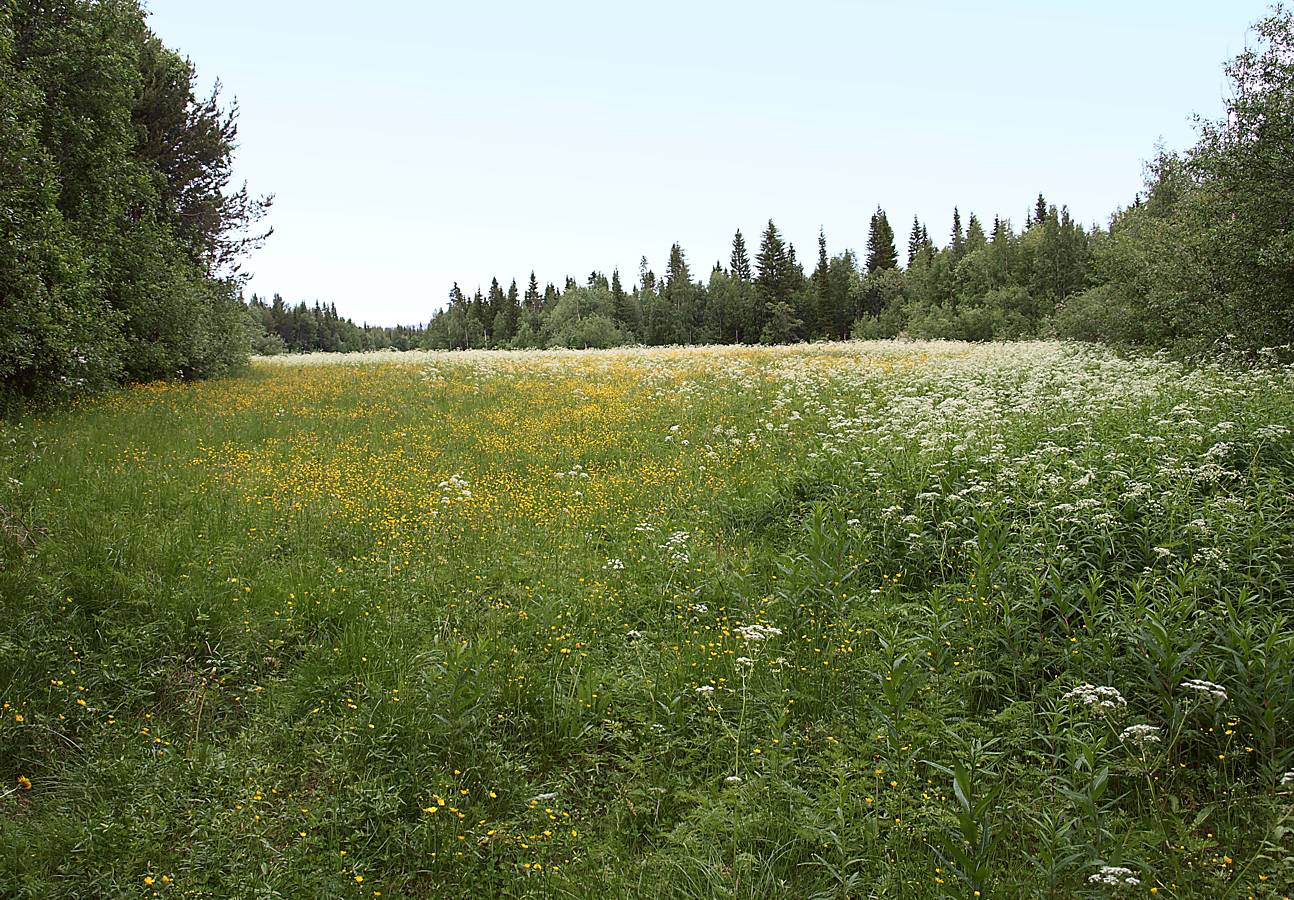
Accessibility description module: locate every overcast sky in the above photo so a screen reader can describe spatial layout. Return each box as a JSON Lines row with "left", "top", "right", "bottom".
{"left": 146, "top": 0, "right": 1271, "bottom": 326}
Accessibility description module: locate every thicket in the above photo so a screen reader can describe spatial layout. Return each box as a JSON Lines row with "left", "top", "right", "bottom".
{"left": 0, "top": 0, "right": 268, "bottom": 413}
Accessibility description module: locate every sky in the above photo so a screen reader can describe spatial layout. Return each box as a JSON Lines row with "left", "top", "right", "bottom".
{"left": 145, "top": 0, "right": 1272, "bottom": 327}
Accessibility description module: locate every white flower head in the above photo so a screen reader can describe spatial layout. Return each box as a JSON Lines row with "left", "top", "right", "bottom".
{"left": 1088, "top": 865, "right": 1140, "bottom": 887}
{"left": 1181, "top": 678, "right": 1228, "bottom": 703}
{"left": 1062, "top": 683, "right": 1127, "bottom": 712}
{"left": 1119, "top": 724, "right": 1162, "bottom": 750}
{"left": 735, "top": 623, "right": 783, "bottom": 642}
{"left": 694, "top": 685, "right": 715, "bottom": 695}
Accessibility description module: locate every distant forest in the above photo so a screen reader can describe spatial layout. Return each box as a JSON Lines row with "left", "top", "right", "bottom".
{"left": 254, "top": 7, "right": 1294, "bottom": 360}
{"left": 3, "top": 1, "right": 1292, "bottom": 412}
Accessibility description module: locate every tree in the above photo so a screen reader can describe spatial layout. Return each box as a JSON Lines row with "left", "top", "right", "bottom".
{"left": 730, "top": 230, "right": 752, "bottom": 282}
{"left": 525, "top": 272, "right": 541, "bottom": 312}
{"left": 950, "top": 208, "right": 965, "bottom": 260}
{"left": 610, "top": 268, "right": 637, "bottom": 334}
{"left": 756, "top": 220, "right": 794, "bottom": 307}
{"left": 866, "top": 207, "right": 899, "bottom": 273}
{"left": 486, "top": 278, "right": 506, "bottom": 342}
{"left": 760, "top": 301, "right": 802, "bottom": 345}
{"left": 907, "top": 216, "right": 925, "bottom": 267}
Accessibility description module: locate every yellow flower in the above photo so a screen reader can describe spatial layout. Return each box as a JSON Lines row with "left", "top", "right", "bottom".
{"left": 17, "top": 775, "right": 32, "bottom": 791}
{"left": 143, "top": 876, "right": 155, "bottom": 886}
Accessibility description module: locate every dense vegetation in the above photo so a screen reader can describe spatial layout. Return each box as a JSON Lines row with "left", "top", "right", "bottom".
{"left": 0, "top": 0, "right": 267, "bottom": 414}
{"left": 399, "top": 204, "right": 1090, "bottom": 352}
{"left": 3, "top": 344, "right": 1292, "bottom": 896}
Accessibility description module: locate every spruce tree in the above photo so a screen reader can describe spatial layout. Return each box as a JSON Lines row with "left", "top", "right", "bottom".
{"left": 1034, "top": 193, "right": 1049, "bottom": 227}
{"left": 611, "top": 268, "right": 636, "bottom": 331}
{"left": 813, "top": 228, "right": 830, "bottom": 299}
{"left": 756, "top": 220, "right": 791, "bottom": 304}
{"left": 950, "top": 208, "right": 965, "bottom": 260}
{"left": 866, "top": 207, "right": 899, "bottom": 273}
{"left": 730, "top": 230, "right": 752, "bottom": 282}
{"left": 907, "top": 216, "right": 924, "bottom": 267}
{"left": 525, "top": 272, "right": 541, "bottom": 312}
{"left": 497, "top": 278, "right": 519, "bottom": 342}
{"left": 965, "top": 214, "right": 987, "bottom": 253}
{"left": 486, "top": 278, "right": 505, "bottom": 341}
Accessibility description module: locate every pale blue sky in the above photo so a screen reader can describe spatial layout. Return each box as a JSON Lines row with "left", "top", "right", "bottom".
{"left": 145, "top": 1, "right": 1270, "bottom": 326}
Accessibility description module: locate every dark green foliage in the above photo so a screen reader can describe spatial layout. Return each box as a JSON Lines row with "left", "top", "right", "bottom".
{"left": 247, "top": 295, "right": 422, "bottom": 352}
{"left": 866, "top": 207, "right": 898, "bottom": 273}
{"left": 730, "top": 230, "right": 752, "bottom": 282}
{"left": 0, "top": 0, "right": 268, "bottom": 413}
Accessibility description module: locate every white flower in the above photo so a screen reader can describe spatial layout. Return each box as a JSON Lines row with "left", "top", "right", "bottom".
{"left": 694, "top": 685, "right": 715, "bottom": 695}
{"left": 1088, "top": 865, "right": 1140, "bottom": 887}
{"left": 724, "top": 775, "right": 743, "bottom": 785}
{"left": 691, "top": 603, "right": 708, "bottom": 614}
{"left": 1120, "top": 724, "right": 1162, "bottom": 749}
{"left": 735, "top": 656, "right": 754, "bottom": 671}
{"left": 1062, "top": 683, "right": 1127, "bottom": 711}
{"left": 626, "top": 630, "right": 643, "bottom": 640}
{"left": 1181, "top": 678, "right": 1228, "bottom": 702}
{"left": 735, "top": 623, "right": 783, "bottom": 642}
{"left": 605, "top": 558, "right": 625, "bottom": 570}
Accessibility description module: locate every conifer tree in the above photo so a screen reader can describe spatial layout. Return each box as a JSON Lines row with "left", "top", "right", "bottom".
{"left": 1034, "top": 193, "right": 1049, "bottom": 228}
{"left": 611, "top": 268, "right": 636, "bottom": 332}
{"left": 966, "top": 214, "right": 987, "bottom": 253}
{"left": 525, "top": 272, "right": 541, "bottom": 312}
{"left": 730, "top": 230, "right": 752, "bottom": 282}
{"left": 756, "top": 220, "right": 793, "bottom": 305}
{"left": 495, "top": 278, "right": 519, "bottom": 343}
{"left": 866, "top": 207, "right": 899, "bottom": 272}
{"left": 813, "top": 228, "right": 830, "bottom": 298}
{"left": 907, "top": 216, "right": 924, "bottom": 267}
{"left": 950, "top": 208, "right": 965, "bottom": 260}
{"left": 486, "top": 278, "right": 505, "bottom": 341}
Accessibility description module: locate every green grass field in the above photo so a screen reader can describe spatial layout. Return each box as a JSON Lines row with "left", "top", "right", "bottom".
{"left": 2, "top": 341, "right": 1293, "bottom": 898}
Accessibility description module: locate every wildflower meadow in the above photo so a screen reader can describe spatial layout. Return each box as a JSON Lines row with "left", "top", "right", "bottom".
{"left": 2, "top": 341, "right": 1293, "bottom": 897}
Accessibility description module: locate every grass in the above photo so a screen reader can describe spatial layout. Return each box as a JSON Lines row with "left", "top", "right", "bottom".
{"left": 1, "top": 340, "right": 1293, "bottom": 898}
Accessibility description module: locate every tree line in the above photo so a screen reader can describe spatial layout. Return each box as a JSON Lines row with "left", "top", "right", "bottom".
{"left": 257, "top": 5, "right": 1283, "bottom": 360}
{"left": 362, "top": 200, "right": 1091, "bottom": 352}
{"left": 265, "top": 6, "right": 1293, "bottom": 358}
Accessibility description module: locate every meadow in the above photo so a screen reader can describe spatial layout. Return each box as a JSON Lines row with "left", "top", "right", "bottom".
{"left": 2, "top": 341, "right": 1293, "bottom": 898}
